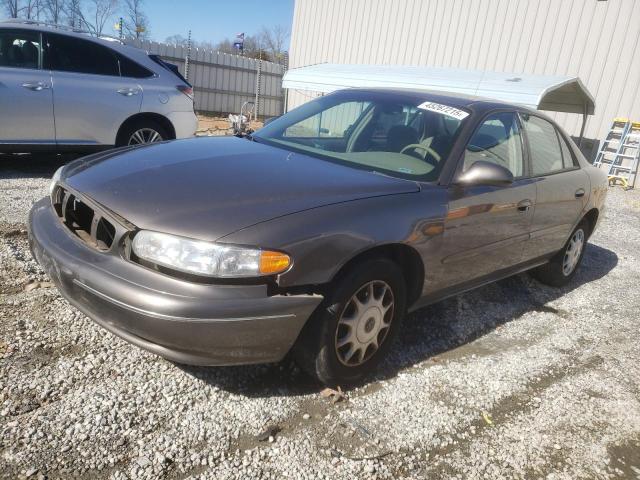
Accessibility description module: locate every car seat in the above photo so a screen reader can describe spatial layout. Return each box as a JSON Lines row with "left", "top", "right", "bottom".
{"left": 7, "top": 44, "right": 23, "bottom": 67}
{"left": 387, "top": 125, "right": 419, "bottom": 152}
{"left": 21, "top": 41, "right": 38, "bottom": 69}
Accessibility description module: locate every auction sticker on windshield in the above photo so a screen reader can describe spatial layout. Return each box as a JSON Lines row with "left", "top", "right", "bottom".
{"left": 417, "top": 102, "right": 469, "bottom": 120}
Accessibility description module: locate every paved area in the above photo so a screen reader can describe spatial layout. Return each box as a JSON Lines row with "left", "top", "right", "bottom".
{"left": 1, "top": 153, "right": 639, "bottom": 479}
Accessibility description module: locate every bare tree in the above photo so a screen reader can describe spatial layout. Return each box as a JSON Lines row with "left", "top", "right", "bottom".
{"left": 259, "top": 24, "right": 289, "bottom": 62}
{"left": 2, "top": 0, "right": 21, "bottom": 18}
{"left": 215, "top": 34, "right": 272, "bottom": 61}
{"left": 164, "top": 34, "right": 188, "bottom": 46}
{"left": 82, "top": 0, "right": 118, "bottom": 36}
{"left": 122, "top": 0, "right": 147, "bottom": 39}
{"left": 65, "top": 0, "right": 84, "bottom": 28}
{"left": 23, "top": 0, "right": 41, "bottom": 19}
{"left": 42, "top": 0, "right": 64, "bottom": 23}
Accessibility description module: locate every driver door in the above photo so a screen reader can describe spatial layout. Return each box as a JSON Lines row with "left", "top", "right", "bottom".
{"left": 438, "top": 111, "right": 536, "bottom": 288}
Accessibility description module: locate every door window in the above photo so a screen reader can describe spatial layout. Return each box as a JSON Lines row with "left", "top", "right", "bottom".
{"left": 558, "top": 133, "right": 578, "bottom": 169}
{"left": 521, "top": 114, "right": 565, "bottom": 175}
{"left": 463, "top": 112, "right": 524, "bottom": 177}
{"left": 44, "top": 33, "right": 119, "bottom": 76}
{"left": 0, "top": 29, "right": 40, "bottom": 69}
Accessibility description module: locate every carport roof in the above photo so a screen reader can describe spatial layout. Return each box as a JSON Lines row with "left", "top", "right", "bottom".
{"left": 282, "top": 64, "right": 595, "bottom": 116}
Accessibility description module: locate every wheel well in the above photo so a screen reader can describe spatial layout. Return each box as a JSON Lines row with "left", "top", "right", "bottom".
{"left": 582, "top": 208, "right": 599, "bottom": 238}
{"left": 116, "top": 113, "right": 176, "bottom": 145}
{"left": 331, "top": 244, "right": 425, "bottom": 306}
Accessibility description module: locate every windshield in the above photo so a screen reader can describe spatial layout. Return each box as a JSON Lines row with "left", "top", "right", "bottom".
{"left": 253, "top": 91, "right": 468, "bottom": 181}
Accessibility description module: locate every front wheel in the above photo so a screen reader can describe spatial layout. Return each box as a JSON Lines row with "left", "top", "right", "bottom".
{"left": 530, "top": 221, "right": 588, "bottom": 287}
{"left": 293, "top": 258, "right": 407, "bottom": 385}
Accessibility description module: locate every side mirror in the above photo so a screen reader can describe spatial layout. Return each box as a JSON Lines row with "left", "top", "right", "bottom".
{"left": 455, "top": 160, "right": 514, "bottom": 187}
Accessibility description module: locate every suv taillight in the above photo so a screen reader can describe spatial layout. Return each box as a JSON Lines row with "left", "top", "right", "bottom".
{"left": 177, "top": 85, "right": 193, "bottom": 100}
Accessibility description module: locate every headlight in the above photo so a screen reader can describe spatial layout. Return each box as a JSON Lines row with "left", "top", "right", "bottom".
{"left": 132, "top": 230, "right": 291, "bottom": 278}
{"left": 49, "top": 165, "right": 64, "bottom": 196}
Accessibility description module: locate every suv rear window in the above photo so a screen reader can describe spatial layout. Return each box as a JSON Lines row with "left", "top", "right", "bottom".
{"left": 149, "top": 54, "right": 190, "bottom": 85}
{"left": 118, "top": 53, "right": 153, "bottom": 78}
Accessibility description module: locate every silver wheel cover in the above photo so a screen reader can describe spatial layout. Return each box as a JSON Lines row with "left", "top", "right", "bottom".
{"left": 562, "top": 228, "right": 585, "bottom": 276}
{"left": 335, "top": 280, "right": 395, "bottom": 367}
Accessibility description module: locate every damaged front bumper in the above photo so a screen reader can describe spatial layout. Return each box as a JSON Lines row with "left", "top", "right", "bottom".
{"left": 28, "top": 198, "right": 323, "bottom": 366}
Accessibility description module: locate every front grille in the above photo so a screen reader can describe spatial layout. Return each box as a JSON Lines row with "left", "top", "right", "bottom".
{"left": 52, "top": 186, "right": 116, "bottom": 251}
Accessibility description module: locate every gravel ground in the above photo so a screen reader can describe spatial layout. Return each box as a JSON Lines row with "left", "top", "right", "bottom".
{"left": 1, "top": 153, "right": 639, "bottom": 480}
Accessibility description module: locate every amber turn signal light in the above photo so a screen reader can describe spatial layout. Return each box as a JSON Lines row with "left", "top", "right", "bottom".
{"left": 259, "top": 251, "right": 291, "bottom": 275}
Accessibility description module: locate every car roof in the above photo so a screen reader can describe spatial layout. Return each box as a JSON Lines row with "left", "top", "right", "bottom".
{"left": 0, "top": 21, "right": 146, "bottom": 57}
{"left": 0, "top": 21, "right": 165, "bottom": 74}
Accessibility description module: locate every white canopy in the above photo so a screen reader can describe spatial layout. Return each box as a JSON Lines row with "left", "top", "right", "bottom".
{"left": 283, "top": 64, "right": 595, "bottom": 116}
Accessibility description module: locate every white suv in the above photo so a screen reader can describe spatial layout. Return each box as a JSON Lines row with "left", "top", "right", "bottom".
{"left": 0, "top": 21, "right": 197, "bottom": 152}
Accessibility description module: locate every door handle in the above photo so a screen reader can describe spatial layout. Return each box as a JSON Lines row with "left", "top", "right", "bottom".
{"left": 22, "top": 82, "right": 50, "bottom": 91}
{"left": 517, "top": 199, "right": 532, "bottom": 212}
{"left": 575, "top": 189, "right": 585, "bottom": 198}
{"left": 117, "top": 88, "right": 140, "bottom": 96}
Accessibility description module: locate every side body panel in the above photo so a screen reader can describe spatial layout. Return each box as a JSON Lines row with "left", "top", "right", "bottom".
{"left": 524, "top": 169, "right": 590, "bottom": 260}
{"left": 220, "top": 188, "right": 449, "bottom": 293}
{"left": 435, "top": 180, "right": 536, "bottom": 290}
{"left": 51, "top": 70, "right": 143, "bottom": 145}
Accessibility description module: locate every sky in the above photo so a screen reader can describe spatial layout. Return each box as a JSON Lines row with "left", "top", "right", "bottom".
{"left": 145, "top": 0, "right": 295, "bottom": 46}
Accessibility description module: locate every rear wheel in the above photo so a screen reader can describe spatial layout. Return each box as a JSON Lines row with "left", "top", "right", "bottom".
{"left": 294, "top": 258, "right": 407, "bottom": 385}
{"left": 116, "top": 119, "right": 169, "bottom": 147}
{"left": 530, "top": 221, "right": 588, "bottom": 287}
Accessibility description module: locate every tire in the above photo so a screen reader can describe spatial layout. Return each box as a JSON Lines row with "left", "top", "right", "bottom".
{"left": 293, "top": 258, "right": 407, "bottom": 386}
{"left": 116, "top": 119, "right": 170, "bottom": 147}
{"left": 530, "top": 221, "right": 588, "bottom": 287}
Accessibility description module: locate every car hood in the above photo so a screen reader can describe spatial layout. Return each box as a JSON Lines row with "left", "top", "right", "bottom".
{"left": 62, "top": 137, "right": 420, "bottom": 241}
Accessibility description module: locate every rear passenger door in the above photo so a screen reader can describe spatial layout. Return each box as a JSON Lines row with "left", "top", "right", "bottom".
{"left": 519, "top": 113, "right": 589, "bottom": 260}
{"left": 0, "top": 29, "right": 54, "bottom": 144}
{"left": 43, "top": 33, "right": 143, "bottom": 146}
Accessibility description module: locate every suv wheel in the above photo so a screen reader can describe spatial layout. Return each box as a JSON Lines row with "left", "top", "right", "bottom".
{"left": 117, "top": 120, "right": 169, "bottom": 147}
{"left": 530, "top": 221, "right": 588, "bottom": 287}
{"left": 294, "top": 258, "right": 407, "bottom": 385}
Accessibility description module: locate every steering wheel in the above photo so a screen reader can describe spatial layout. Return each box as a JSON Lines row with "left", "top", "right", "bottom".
{"left": 400, "top": 143, "right": 441, "bottom": 166}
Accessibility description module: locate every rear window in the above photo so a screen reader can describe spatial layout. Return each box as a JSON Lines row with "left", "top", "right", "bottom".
{"left": 118, "top": 54, "right": 153, "bottom": 78}
{"left": 521, "top": 114, "right": 565, "bottom": 176}
{"left": 149, "top": 54, "right": 190, "bottom": 85}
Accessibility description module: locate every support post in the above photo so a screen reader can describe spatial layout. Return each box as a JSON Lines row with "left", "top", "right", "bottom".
{"left": 185, "top": 30, "right": 192, "bottom": 82}
{"left": 255, "top": 57, "right": 262, "bottom": 120}
{"left": 578, "top": 100, "right": 590, "bottom": 149}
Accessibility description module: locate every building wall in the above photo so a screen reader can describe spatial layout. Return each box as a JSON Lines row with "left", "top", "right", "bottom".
{"left": 288, "top": 0, "right": 640, "bottom": 144}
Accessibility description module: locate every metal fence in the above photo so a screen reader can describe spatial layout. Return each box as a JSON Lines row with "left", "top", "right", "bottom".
{"left": 127, "top": 39, "right": 286, "bottom": 118}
